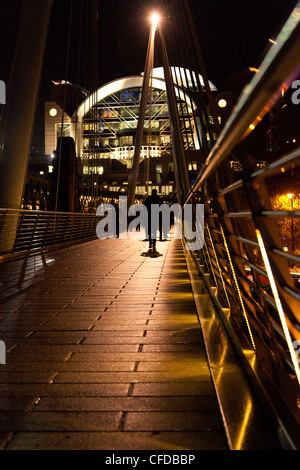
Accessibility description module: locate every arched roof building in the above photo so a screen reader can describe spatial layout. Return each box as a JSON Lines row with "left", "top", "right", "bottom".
{"left": 45, "top": 68, "right": 217, "bottom": 198}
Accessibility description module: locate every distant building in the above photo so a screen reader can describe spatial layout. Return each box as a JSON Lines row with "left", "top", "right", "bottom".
{"left": 43, "top": 68, "right": 219, "bottom": 210}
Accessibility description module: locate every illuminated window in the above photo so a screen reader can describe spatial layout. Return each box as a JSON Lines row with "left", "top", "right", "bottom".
{"left": 161, "top": 185, "right": 173, "bottom": 195}
{"left": 120, "top": 135, "right": 133, "bottom": 146}
{"left": 56, "top": 123, "right": 70, "bottom": 138}
{"left": 188, "top": 162, "right": 197, "bottom": 171}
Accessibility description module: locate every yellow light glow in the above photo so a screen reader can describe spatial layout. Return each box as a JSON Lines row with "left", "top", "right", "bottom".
{"left": 249, "top": 67, "right": 259, "bottom": 73}
{"left": 151, "top": 13, "right": 160, "bottom": 27}
{"left": 220, "top": 225, "right": 256, "bottom": 350}
{"left": 235, "top": 398, "right": 253, "bottom": 450}
{"left": 49, "top": 108, "right": 57, "bottom": 117}
{"left": 218, "top": 99, "right": 227, "bottom": 108}
{"left": 206, "top": 223, "right": 230, "bottom": 308}
{"left": 287, "top": 193, "right": 294, "bottom": 200}
{"left": 255, "top": 229, "right": 300, "bottom": 386}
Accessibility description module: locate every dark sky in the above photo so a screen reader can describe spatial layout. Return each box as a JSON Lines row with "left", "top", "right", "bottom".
{"left": 41, "top": 0, "right": 297, "bottom": 87}
{"left": 0, "top": 0, "right": 298, "bottom": 147}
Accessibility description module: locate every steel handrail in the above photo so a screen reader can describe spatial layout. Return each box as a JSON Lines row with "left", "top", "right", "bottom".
{"left": 179, "top": 2, "right": 300, "bottom": 449}
{"left": 0, "top": 209, "right": 100, "bottom": 257}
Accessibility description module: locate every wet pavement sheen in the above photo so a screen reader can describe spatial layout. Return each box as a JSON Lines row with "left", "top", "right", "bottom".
{"left": 0, "top": 238, "right": 228, "bottom": 450}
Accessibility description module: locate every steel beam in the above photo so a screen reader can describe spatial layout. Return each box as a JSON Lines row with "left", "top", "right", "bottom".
{"left": 0, "top": 0, "right": 53, "bottom": 210}
{"left": 127, "top": 23, "right": 157, "bottom": 207}
{"left": 159, "top": 30, "right": 190, "bottom": 204}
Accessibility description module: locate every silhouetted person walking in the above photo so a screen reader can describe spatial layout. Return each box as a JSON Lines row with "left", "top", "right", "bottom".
{"left": 144, "top": 189, "right": 161, "bottom": 251}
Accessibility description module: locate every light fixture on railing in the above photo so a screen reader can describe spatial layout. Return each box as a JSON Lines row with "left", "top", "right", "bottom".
{"left": 220, "top": 225, "right": 256, "bottom": 350}
{"left": 256, "top": 229, "right": 300, "bottom": 386}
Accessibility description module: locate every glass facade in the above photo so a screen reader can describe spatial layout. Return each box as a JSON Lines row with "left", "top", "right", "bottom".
{"left": 82, "top": 85, "right": 196, "bottom": 160}
{"left": 80, "top": 82, "right": 197, "bottom": 197}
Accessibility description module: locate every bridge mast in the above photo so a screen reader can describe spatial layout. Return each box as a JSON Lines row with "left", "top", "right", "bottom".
{"left": 0, "top": 0, "right": 52, "bottom": 210}
{"left": 127, "top": 15, "right": 158, "bottom": 207}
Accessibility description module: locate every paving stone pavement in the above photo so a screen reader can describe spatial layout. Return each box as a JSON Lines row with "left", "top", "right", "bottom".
{"left": 0, "top": 237, "right": 228, "bottom": 450}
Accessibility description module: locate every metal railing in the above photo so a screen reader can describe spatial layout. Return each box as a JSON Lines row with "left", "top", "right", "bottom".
{"left": 182, "top": 2, "right": 300, "bottom": 449}
{"left": 0, "top": 209, "right": 99, "bottom": 258}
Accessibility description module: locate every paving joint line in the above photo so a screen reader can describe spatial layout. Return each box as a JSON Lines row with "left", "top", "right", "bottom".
{"left": 119, "top": 411, "right": 127, "bottom": 431}
{"left": 128, "top": 383, "right": 135, "bottom": 397}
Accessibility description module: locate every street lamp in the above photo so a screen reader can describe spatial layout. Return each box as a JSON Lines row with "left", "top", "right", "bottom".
{"left": 218, "top": 99, "right": 227, "bottom": 108}
{"left": 151, "top": 13, "right": 160, "bottom": 29}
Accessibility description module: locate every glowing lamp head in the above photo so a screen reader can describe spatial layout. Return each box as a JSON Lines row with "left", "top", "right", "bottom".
{"left": 49, "top": 108, "right": 57, "bottom": 117}
{"left": 151, "top": 13, "right": 160, "bottom": 28}
{"left": 287, "top": 193, "right": 294, "bottom": 199}
{"left": 218, "top": 99, "right": 227, "bottom": 108}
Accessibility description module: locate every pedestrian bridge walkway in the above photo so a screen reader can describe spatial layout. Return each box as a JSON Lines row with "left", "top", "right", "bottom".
{"left": 0, "top": 237, "right": 281, "bottom": 450}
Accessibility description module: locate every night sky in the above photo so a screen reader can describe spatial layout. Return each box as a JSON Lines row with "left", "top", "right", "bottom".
{"left": 0, "top": 0, "right": 298, "bottom": 148}
{"left": 41, "top": 0, "right": 298, "bottom": 87}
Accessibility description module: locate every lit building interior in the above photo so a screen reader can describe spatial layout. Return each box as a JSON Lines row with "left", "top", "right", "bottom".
{"left": 44, "top": 67, "right": 218, "bottom": 206}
